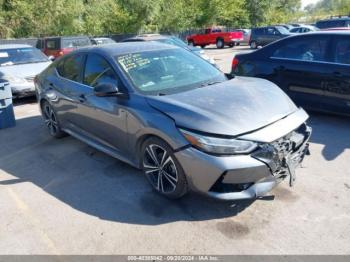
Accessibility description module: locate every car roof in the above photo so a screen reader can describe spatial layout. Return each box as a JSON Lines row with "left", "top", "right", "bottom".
{"left": 318, "top": 17, "right": 350, "bottom": 22}
{"left": 42, "top": 36, "right": 90, "bottom": 40}
{"left": 70, "top": 42, "right": 178, "bottom": 57}
{"left": 92, "top": 37, "right": 113, "bottom": 40}
{"left": 0, "top": 44, "right": 33, "bottom": 49}
{"left": 306, "top": 30, "right": 350, "bottom": 35}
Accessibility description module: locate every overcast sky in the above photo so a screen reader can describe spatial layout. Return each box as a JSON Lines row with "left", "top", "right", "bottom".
{"left": 301, "top": 0, "right": 320, "bottom": 8}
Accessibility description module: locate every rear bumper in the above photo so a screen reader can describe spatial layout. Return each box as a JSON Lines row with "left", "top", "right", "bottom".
{"left": 229, "top": 39, "right": 243, "bottom": 43}
{"left": 175, "top": 110, "right": 311, "bottom": 201}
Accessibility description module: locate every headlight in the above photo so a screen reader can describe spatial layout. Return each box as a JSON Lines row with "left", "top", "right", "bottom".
{"left": 179, "top": 129, "right": 258, "bottom": 155}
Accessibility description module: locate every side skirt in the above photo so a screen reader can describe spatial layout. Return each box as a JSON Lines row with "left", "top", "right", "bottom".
{"left": 62, "top": 128, "right": 139, "bottom": 169}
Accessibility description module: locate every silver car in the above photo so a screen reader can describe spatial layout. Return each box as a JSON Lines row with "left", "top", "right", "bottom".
{"left": 0, "top": 44, "right": 51, "bottom": 98}
{"left": 35, "top": 42, "right": 311, "bottom": 200}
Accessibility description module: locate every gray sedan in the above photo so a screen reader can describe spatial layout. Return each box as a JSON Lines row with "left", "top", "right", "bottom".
{"left": 0, "top": 44, "right": 51, "bottom": 98}
{"left": 35, "top": 42, "right": 311, "bottom": 200}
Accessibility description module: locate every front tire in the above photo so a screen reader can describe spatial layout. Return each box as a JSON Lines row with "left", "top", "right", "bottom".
{"left": 41, "top": 101, "right": 66, "bottom": 138}
{"left": 188, "top": 40, "right": 195, "bottom": 46}
{"left": 216, "top": 38, "right": 224, "bottom": 49}
{"left": 141, "top": 137, "right": 188, "bottom": 199}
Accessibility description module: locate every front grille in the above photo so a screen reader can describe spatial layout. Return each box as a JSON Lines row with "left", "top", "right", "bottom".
{"left": 25, "top": 76, "right": 35, "bottom": 82}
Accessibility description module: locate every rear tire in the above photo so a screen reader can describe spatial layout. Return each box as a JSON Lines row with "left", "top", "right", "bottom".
{"left": 41, "top": 101, "right": 66, "bottom": 138}
{"left": 216, "top": 38, "right": 224, "bottom": 49}
{"left": 141, "top": 137, "right": 188, "bottom": 199}
{"left": 201, "top": 45, "right": 206, "bottom": 49}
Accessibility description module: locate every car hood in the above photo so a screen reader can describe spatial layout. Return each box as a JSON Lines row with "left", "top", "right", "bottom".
{"left": 146, "top": 77, "right": 298, "bottom": 136}
{"left": 0, "top": 61, "right": 51, "bottom": 78}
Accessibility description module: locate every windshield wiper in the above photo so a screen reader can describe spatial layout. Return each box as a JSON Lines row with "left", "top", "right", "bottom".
{"left": 199, "top": 81, "right": 223, "bottom": 87}
{"left": 157, "top": 92, "right": 167, "bottom": 96}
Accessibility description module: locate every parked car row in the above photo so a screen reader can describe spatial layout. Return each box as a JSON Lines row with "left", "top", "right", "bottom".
{"left": 248, "top": 16, "right": 350, "bottom": 49}
{"left": 185, "top": 16, "right": 349, "bottom": 50}
{"left": 37, "top": 36, "right": 116, "bottom": 59}
{"left": 1, "top": 34, "right": 215, "bottom": 97}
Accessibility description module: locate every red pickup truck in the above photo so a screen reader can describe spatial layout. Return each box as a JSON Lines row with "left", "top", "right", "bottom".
{"left": 187, "top": 27, "right": 244, "bottom": 49}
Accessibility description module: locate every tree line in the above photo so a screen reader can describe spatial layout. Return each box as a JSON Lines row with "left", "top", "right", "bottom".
{"left": 0, "top": 0, "right": 349, "bottom": 39}
{"left": 303, "top": 0, "right": 350, "bottom": 22}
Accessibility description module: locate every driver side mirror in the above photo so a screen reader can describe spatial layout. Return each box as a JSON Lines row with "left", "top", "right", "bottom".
{"left": 94, "top": 83, "right": 121, "bottom": 97}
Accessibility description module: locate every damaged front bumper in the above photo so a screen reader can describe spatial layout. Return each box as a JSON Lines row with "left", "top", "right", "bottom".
{"left": 175, "top": 108, "right": 311, "bottom": 201}
{"left": 10, "top": 82, "right": 36, "bottom": 98}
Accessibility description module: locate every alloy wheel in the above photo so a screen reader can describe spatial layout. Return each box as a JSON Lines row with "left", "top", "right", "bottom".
{"left": 143, "top": 144, "right": 178, "bottom": 194}
{"left": 43, "top": 104, "right": 59, "bottom": 136}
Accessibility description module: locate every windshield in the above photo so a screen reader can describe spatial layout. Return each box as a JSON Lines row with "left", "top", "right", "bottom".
{"left": 116, "top": 48, "right": 226, "bottom": 95}
{"left": 0, "top": 47, "right": 49, "bottom": 67}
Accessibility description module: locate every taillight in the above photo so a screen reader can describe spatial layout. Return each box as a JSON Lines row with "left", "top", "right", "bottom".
{"left": 232, "top": 57, "right": 239, "bottom": 71}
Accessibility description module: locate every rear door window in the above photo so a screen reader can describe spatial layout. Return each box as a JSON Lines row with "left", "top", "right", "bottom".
{"left": 57, "top": 54, "right": 84, "bottom": 82}
{"left": 334, "top": 37, "right": 350, "bottom": 65}
{"left": 272, "top": 36, "right": 329, "bottom": 62}
{"left": 267, "top": 28, "right": 279, "bottom": 35}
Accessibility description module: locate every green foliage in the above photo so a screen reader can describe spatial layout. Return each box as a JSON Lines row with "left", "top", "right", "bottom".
{"left": 303, "top": 0, "right": 350, "bottom": 24}
{"left": 0, "top": 0, "right": 311, "bottom": 38}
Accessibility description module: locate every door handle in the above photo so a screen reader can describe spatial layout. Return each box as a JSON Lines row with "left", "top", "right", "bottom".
{"left": 78, "top": 94, "right": 86, "bottom": 103}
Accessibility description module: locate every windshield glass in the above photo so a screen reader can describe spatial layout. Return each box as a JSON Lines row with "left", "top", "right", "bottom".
{"left": 116, "top": 48, "right": 226, "bottom": 95}
{"left": 0, "top": 47, "right": 49, "bottom": 66}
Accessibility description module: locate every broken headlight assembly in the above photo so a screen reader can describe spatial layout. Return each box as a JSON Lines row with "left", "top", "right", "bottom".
{"left": 179, "top": 129, "right": 258, "bottom": 155}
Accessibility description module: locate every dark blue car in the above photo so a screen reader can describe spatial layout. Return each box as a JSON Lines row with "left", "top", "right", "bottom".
{"left": 232, "top": 31, "right": 350, "bottom": 116}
